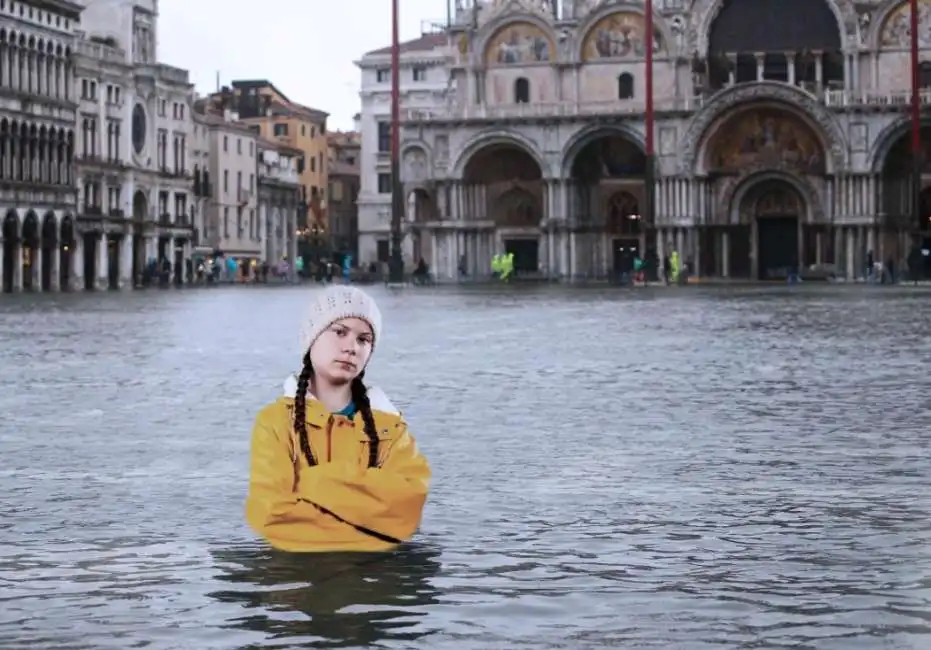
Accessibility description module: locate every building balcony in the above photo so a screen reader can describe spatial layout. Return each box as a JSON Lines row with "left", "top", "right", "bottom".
{"left": 258, "top": 167, "right": 300, "bottom": 185}
{"left": 401, "top": 85, "right": 931, "bottom": 124}
{"left": 237, "top": 188, "right": 252, "bottom": 205}
{"left": 75, "top": 35, "right": 126, "bottom": 64}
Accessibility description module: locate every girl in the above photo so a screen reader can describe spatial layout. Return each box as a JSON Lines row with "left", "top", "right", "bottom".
{"left": 246, "top": 285, "right": 431, "bottom": 552}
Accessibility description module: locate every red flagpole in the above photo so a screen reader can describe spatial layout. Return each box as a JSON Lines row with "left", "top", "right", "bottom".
{"left": 644, "top": 0, "right": 655, "bottom": 258}
{"left": 910, "top": 0, "right": 921, "bottom": 235}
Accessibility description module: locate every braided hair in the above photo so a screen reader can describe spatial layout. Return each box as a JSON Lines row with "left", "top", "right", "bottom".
{"left": 292, "top": 352, "right": 381, "bottom": 468}
{"left": 351, "top": 371, "right": 381, "bottom": 467}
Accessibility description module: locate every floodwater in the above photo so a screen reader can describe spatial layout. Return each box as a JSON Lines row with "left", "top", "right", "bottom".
{"left": 1, "top": 283, "right": 930, "bottom": 649}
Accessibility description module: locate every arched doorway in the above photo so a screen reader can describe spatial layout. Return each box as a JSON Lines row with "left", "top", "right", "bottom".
{"left": 606, "top": 191, "right": 643, "bottom": 275}
{"left": 741, "top": 180, "right": 805, "bottom": 279}
{"left": 59, "top": 215, "right": 74, "bottom": 290}
{"left": 406, "top": 188, "right": 434, "bottom": 273}
{"left": 879, "top": 124, "right": 931, "bottom": 278}
{"left": 704, "top": 106, "right": 826, "bottom": 277}
{"left": 462, "top": 142, "right": 544, "bottom": 277}
{"left": 568, "top": 131, "right": 647, "bottom": 278}
{"left": 40, "top": 212, "right": 56, "bottom": 291}
{"left": 704, "top": 0, "right": 843, "bottom": 92}
{"left": 2, "top": 210, "right": 18, "bottom": 292}
{"left": 21, "top": 211, "right": 38, "bottom": 291}
{"left": 132, "top": 189, "right": 147, "bottom": 286}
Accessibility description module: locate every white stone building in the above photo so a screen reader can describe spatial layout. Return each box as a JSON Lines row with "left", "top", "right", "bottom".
{"left": 71, "top": 0, "right": 195, "bottom": 289}
{"left": 388, "top": 0, "right": 931, "bottom": 282}
{"left": 256, "top": 137, "right": 300, "bottom": 272}
{"left": 355, "top": 28, "right": 452, "bottom": 267}
{"left": 195, "top": 107, "right": 261, "bottom": 273}
{"left": 0, "top": 0, "right": 81, "bottom": 293}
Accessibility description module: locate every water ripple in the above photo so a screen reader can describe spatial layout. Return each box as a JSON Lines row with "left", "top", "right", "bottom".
{"left": 1, "top": 284, "right": 930, "bottom": 649}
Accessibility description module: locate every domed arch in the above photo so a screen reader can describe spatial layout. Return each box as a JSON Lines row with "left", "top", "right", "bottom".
{"left": 871, "top": 116, "right": 931, "bottom": 231}
{"left": 561, "top": 123, "right": 647, "bottom": 178}
{"left": 480, "top": 16, "right": 556, "bottom": 65}
{"left": 577, "top": 6, "right": 672, "bottom": 62}
{"left": 872, "top": 0, "right": 931, "bottom": 49}
{"left": 695, "top": 0, "right": 849, "bottom": 90}
{"left": 679, "top": 82, "right": 847, "bottom": 174}
{"left": 451, "top": 130, "right": 547, "bottom": 179}
{"left": 693, "top": 0, "right": 852, "bottom": 55}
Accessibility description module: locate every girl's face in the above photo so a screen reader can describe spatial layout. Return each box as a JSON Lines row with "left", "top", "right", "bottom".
{"left": 309, "top": 318, "right": 374, "bottom": 386}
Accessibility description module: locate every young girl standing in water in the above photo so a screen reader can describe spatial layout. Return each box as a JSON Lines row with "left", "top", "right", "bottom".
{"left": 246, "top": 286, "right": 431, "bottom": 552}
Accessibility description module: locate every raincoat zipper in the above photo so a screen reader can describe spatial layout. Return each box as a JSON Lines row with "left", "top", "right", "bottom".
{"left": 325, "top": 415, "right": 334, "bottom": 462}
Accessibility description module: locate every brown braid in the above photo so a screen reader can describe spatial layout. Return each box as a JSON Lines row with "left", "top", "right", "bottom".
{"left": 293, "top": 351, "right": 317, "bottom": 467}
{"left": 351, "top": 372, "right": 381, "bottom": 467}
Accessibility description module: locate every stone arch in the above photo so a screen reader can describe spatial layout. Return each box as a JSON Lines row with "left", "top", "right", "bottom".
{"left": 576, "top": 5, "right": 672, "bottom": 62}
{"left": 869, "top": 116, "right": 931, "bottom": 173}
{"left": 2, "top": 209, "right": 18, "bottom": 240}
{"left": 692, "top": 0, "right": 854, "bottom": 55}
{"left": 680, "top": 82, "right": 846, "bottom": 174}
{"left": 459, "top": 136, "right": 544, "bottom": 228}
{"left": 495, "top": 185, "right": 540, "bottom": 227}
{"left": 872, "top": 116, "right": 931, "bottom": 229}
{"left": 132, "top": 189, "right": 148, "bottom": 220}
{"left": 60, "top": 214, "right": 74, "bottom": 246}
{"left": 41, "top": 211, "right": 56, "bottom": 246}
{"left": 723, "top": 169, "right": 823, "bottom": 225}
{"left": 561, "top": 123, "right": 646, "bottom": 178}
{"left": 406, "top": 187, "right": 435, "bottom": 224}
{"left": 872, "top": 0, "right": 930, "bottom": 49}
{"left": 480, "top": 16, "right": 557, "bottom": 66}
{"left": 22, "top": 211, "right": 39, "bottom": 246}
{"left": 605, "top": 190, "right": 643, "bottom": 235}
{"left": 452, "top": 130, "right": 547, "bottom": 179}
{"left": 400, "top": 142, "right": 431, "bottom": 186}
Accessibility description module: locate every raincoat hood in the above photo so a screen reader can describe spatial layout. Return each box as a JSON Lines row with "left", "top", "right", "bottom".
{"left": 281, "top": 375, "right": 399, "bottom": 415}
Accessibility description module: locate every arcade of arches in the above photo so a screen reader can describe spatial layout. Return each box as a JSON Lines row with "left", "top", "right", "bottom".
{"left": 420, "top": 133, "right": 652, "bottom": 280}
{"left": 416, "top": 109, "right": 931, "bottom": 281}
{"left": 1, "top": 193, "right": 193, "bottom": 293}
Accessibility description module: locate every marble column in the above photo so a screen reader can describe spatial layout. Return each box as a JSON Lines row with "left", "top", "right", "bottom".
{"left": 845, "top": 228, "right": 855, "bottom": 280}
{"left": 120, "top": 234, "right": 133, "bottom": 288}
{"left": 12, "top": 244, "right": 22, "bottom": 291}
{"left": 96, "top": 234, "right": 108, "bottom": 289}
{"left": 33, "top": 247, "right": 42, "bottom": 291}
{"left": 72, "top": 236, "right": 84, "bottom": 290}
{"left": 49, "top": 245, "right": 59, "bottom": 291}
{"left": 721, "top": 230, "right": 730, "bottom": 277}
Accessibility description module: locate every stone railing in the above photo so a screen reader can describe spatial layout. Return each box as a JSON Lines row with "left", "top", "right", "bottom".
{"left": 259, "top": 165, "right": 300, "bottom": 185}
{"left": 824, "top": 88, "right": 931, "bottom": 107}
{"left": 155, "top": 64, "right": 190, "bottom": 85}
{"left": 402, "top": 86, "right": 931, "bottom": 122}
{"left": 75, "top": 38, "right": 125, "bottom": 64}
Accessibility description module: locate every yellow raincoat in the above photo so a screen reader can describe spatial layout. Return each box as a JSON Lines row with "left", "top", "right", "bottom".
{"left": 246, "top": 377, "right": 431, "bottom": 552}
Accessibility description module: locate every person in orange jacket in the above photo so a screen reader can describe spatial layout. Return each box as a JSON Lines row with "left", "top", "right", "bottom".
{"left": 246, "top": 285, "right": 431, "bottom": 552}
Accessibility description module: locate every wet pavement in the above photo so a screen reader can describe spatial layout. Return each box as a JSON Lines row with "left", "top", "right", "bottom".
{"left": 1, "top": 283, "right": 930, "bottom": 649}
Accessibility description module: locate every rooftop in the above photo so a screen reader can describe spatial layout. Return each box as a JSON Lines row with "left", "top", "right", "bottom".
{"left": 364, "top": 32, "right": 448, "bottom": 57}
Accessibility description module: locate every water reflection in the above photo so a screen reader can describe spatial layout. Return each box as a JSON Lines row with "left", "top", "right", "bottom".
{"left": 209, "top": 543, "right": 443, "bottom": 648}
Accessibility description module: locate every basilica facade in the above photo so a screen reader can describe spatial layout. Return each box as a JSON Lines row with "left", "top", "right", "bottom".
{"left": 395, "top": 0, "right": 931, "bottom": 281}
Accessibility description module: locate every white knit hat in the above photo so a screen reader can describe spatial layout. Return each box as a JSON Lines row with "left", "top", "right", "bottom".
{"left": 299, "top": 285, "right": 383, "bottom": 357}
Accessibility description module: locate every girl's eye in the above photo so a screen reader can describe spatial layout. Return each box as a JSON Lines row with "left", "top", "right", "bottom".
{"left": 334, "top": 328, "right": 347, "bottom": 337}
{"left": 358, "top": 336, "right": 371, "bottom": 345}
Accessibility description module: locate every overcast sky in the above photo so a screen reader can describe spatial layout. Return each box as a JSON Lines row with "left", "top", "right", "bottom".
{"left": 157, "top": 0, "right": 450, "bottom": 131}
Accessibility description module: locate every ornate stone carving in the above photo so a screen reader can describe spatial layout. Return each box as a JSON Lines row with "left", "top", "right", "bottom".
{"left": 678, "top": 82, "right": 848, "bottom": 175}
{"left": 879, "top": 0, "right": 931, "bottom": 48}
{"left": 714, "top": 165, "right": 825, "bottom": 225}
{"left": 478, "top": 0, "right": 555, "bottom": 28}
{"left": 850, "top": 122, "right": 868, "bottom": 152}
{"left": 402, "top": 147, "right": 428, "bottom": 183}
